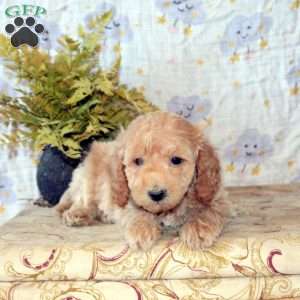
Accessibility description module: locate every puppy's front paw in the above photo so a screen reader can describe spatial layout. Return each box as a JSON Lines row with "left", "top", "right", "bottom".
{"left": 62, "top": 207, "right": 95, "bottom": 227}
{"left": 180, "top": 219, "right": 221, "bottom": 250}
{"left": 125, "top": 218, "right": 161, "bottom": 251}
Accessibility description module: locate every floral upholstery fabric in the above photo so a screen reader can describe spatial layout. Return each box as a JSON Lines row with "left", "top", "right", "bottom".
{"left": 1, "top": 277, "right": 300, "bottom": 300}
{"left": 1, "top": 185, "right": 300, "bottom": 299}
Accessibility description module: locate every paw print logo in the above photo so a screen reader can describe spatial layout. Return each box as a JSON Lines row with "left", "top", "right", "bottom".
{"left": 287, "top": 63, "right": 300, "bottom": 95}
{"left": 224, "top": 129, "right": 273, "bottom": 175}
{"left": 5, "top": 16, "right": 45, "bottom": 48}
{"left": 220, "top": 13, "right": 272, "bottom": 61}
{"left": 167, "top": 95, "right": 212, "bottom": 123}
{"left": 85, "top": 3, "right": 133, "bottom": 43}
{"left": 155, "top": 0, "right": 205, "bottom": 35}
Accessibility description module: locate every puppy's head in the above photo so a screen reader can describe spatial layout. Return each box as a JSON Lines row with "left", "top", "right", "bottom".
{"left": 113, "top": 112, "right": 221, "bottom": 214}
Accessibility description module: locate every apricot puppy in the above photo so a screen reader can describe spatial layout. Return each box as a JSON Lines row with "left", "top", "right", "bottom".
{"left": 56, "top": 112, "right": 228, "bottom": 251}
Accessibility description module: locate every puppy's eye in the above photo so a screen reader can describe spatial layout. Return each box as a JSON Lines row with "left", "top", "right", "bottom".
{"left": 134, "top": 157, "right": 144, "bottom": 166}
{"left": 170, "top": 156, "right": 184, "bottom": 165}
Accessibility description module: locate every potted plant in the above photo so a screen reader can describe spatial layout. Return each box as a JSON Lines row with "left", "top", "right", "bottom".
{"left": 0, "top": 12, "right": 157, "bottom": 206}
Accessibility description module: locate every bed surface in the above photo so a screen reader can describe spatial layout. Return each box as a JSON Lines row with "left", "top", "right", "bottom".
{"left": 1, "top": 185, "right": 300, "bottom": 299}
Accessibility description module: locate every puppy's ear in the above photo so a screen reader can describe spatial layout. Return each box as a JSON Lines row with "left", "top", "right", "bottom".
{"left": 111, "top": 142, "right": 129, "bottom": 208}
{"left": 193, "top": 138, "right": 221, "bottom": 206}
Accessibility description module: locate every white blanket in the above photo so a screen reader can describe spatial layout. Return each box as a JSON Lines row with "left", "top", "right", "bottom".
{"left": 0, "top": 0, "right": 299, "bottom": 203}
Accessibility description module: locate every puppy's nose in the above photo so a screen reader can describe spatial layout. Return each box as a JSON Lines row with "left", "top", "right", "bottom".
{"left": 148, "top": 189, "right": 167, "bottom": 202}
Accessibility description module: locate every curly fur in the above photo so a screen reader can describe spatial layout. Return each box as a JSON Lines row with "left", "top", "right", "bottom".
{"left": 56, "top": 112, "right": 228, "bottom": 250}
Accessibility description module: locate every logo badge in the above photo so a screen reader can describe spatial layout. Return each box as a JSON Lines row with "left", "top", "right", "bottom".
{"left": 4, "top": 5, "right": 47, "bottom": 48}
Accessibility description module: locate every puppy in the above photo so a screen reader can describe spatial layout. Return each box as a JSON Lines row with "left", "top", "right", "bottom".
{"left": 56, "top": 112, "right": 228, "bottom": 250}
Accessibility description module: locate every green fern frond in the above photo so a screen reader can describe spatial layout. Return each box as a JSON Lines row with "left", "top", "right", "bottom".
{"left": 0, "top": 11, "right": 158, "bottom": 158}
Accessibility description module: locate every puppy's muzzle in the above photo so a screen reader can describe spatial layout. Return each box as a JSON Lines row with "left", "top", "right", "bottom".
{"left": 148, "top": 188, "right": 167, "bottom": 202}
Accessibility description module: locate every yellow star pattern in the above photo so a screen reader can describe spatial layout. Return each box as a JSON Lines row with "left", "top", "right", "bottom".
{"left": 184, "top": 26, "right": 192, "bottom": 37}
{"left": 32, "top": 158, "right": 39, "bottom": 166}
{"left": 230, "top": 53, "right": 240, "bottom": 63}
{"left": 137, "top": 68, "right": 144, "bottom": 76}
{"left": 0, "top": 204, "right": 5, "bottom": 215}
{"left": 264, "top": 99, "right": 270, "bottom": 108}
{"left": 226, "top": 163, "right": 235, "bottom": 173}
{"left": 196, "top": 58, "right": 204, "bottom": 65}
{"left": 290, "top": 86, "right": 299, "bottom": 96}
{"left": 260, "top": 39, "right": 268, "bottom": 49}
{"left": 206, "top": 117, "right": 213, "bottom": 127}
{"left": 157, "top": 16, "right": 167, "bottom": 25}
{"left": 233, "top": 80, "right": 241, "bottom": 88}
{"left": 288, "top": 160, "right": 295, "bottom": 169}
{"left": 113, "top": 44, "right": 121, "bottom": 53}
{"left": 251, "top": 165, "right": 261, "bottom": 176}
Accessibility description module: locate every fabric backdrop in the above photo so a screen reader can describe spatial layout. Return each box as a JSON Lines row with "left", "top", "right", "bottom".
{"left": 0, "top": 0, "right": 300, "bottom": 202}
